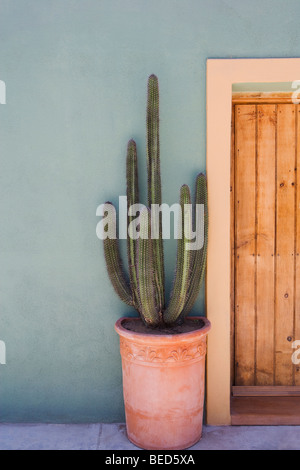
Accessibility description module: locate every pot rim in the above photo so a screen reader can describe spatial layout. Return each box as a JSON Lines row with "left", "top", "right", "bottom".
{"left": 115, "top": 315, "right": 211, "bottom": 344}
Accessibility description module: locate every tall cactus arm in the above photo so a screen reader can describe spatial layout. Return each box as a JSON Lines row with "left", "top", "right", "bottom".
{"left": 177, "top": 173, "right": 208, "bottom": 322}
{"left": 136, "top": 208, "right": 161, "bottom": 326}
{"left": 126, "top": 139, "right": 139, "bottom": 309}
{"left": 163, "top": 185, "right": 193, "bottom": 325}
{"left": 103, "top": 202, "right": 133, "bottom": 307}
{"left": 147, "top": 75, "right": 161, "bottom": 207}
{"left": 147, "top": 74, "right": 165, "bottom": 313}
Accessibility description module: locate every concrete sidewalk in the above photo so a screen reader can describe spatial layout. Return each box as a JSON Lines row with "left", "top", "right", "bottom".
{"left": 0, "top": 423, "right": 300, "bottom": 450}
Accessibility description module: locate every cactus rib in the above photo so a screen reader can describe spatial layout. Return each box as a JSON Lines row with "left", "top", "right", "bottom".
{"left": 147, "top": 74, "right": 165, "bottom": 314}
{"left": 163, "top": 185, "right": 193, "bottom": 325}
{"left": 177, "top": 173, "right": 208, "bottom": 322}
{"left": 126, "top": 139, "right": 140, "bottom": 310}
{"left": 103, "top": 203, "right": 133, "bottom": 306}
{"left": 136, "top": 208, "right": 160, "bottom": 326}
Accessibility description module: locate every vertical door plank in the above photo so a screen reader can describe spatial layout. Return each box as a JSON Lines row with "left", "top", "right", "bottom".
{"left": 275, "top": 104, "right": 296, "bottom": 385}
{"left": 235, "top": 105, "right": 256, "bottom": 386}
{"left": 231, "top": 105, "right": 235, "bottom": 386}
{"left": 256, "top": 105, "right": 276, "bottom": 385}
{"left": 295, "top": 106, "right": 300, "bottom": 385}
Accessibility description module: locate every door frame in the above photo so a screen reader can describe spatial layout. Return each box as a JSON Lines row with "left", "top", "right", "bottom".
{"left": 206, "top": 58, "right": 300, "bottom": 425}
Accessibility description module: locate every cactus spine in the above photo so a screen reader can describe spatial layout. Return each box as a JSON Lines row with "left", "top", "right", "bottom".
{"left": 103, "top": 75, "right": 208, "bottom": 327}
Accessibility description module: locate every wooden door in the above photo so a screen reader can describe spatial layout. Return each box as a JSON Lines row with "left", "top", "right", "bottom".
{"left": 231, "top": 93, "right": 300, "bottom": 424}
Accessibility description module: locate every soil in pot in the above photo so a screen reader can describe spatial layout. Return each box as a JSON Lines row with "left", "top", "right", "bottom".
{"left": 122, "top": 317, "right": 205, "bottom": 335}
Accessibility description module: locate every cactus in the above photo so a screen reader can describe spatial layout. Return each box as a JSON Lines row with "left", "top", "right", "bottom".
{"left": 103, "top": 75, "right": 208, "bottom": 327}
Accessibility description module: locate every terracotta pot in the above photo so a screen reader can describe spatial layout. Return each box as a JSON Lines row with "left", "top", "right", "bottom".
{"left": 115, "top": 316, "right": 211, "bottom": 450}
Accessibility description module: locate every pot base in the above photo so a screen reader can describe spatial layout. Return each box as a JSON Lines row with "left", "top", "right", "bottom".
{"left": 127, "top": 433, "right": 202, "bottom": 451}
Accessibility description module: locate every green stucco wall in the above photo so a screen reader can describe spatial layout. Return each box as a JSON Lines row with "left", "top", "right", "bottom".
{"left": 1, "top": 0, "right": 300, "bottom": 423}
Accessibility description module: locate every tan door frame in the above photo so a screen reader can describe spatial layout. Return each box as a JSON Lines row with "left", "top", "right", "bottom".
{"left": 206, "top": 58, "right": 300, "bottom": 425}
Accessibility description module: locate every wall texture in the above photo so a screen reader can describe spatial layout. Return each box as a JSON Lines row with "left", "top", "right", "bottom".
{"left": 1, "top": 0, "right": 300, "bottom": 422}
